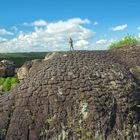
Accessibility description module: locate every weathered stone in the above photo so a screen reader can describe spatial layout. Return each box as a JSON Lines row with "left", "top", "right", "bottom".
{"left": 0, "top": 46, "right": 140, "bottom": 140}
{"left": 17, "top": 59, "right": 42, "bottom": 80}
{"left": 17, "top": 53, "right": 61, "bottom": 81}
{"left": 44, "top": 52, "right": 61, "bottom": 61}
{"left": 0, "top": 60, "right": 15, "bottom": 77}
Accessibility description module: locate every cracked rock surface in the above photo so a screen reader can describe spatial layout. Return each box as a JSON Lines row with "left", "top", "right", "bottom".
{"left": 1, "top": 46, "right": 140, "bottom": 140}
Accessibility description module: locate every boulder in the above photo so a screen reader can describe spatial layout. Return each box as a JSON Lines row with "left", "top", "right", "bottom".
{"left": 17, "top": 59, "right": 42, "bottom": 80}
{"left": 1, "top": 47, "right": 140, "bottom": 140}
{"left": 17, "top": 52, "right": 61, "bottom": 81}
{"left": 44, "top": 52, "right": 61, "bottom": 61}
{"left": 0, "top": 91, "right": 3, "bottom": 96}
{"left": 0, "top": 65, "right": 6, "bottom": 77}
{"left": 0, "top": 60, "right": 15, "bottom": 77}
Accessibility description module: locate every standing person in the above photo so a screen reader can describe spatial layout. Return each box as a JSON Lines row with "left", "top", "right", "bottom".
{"left": 69, "top": 37, "right": 74, "bottom": 51}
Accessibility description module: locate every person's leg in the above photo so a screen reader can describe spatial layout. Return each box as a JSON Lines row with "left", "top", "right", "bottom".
{"left": 70, "top": 44, "right": 71, "bottom": 51}
{"left": 70, "top": 43, "right": 73, "bottom": 51}
{"left": 72, "top": 43, "right": 74, "bottom": 50}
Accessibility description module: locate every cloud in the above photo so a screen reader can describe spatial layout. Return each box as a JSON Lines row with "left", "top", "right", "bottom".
{"left": 96, "top": 39, "right": 108, "bottom": 45}
{"left": 111, "top": 24, "right": 128, "bottom": 31}
{"left": 95, "top": 38, "right": 115, "bottom": 49}
{"left": 67, "top": 18, "right": 91, "bottom": 24}
{"left": 0, "top": 37, "right": 7, "bottom": 43}
{"left": 93, "top": 22, "right": 98, "bottom": 26}
{"left": 23, "top": 19, "right": 48, "bottom": 26}
{"left": 23, "top": 18, "right": 91, "bottom": 27}
{"left": 0, "top": 28, "right": 13, "bottom": 35}
{"left": 11, "top": 26, "right": 18, "bottom": 32}
{"left": 138, "top": 27, "right": 140, "bottom": 30}
{"left": 75, "top": 40, "right": 90, "bottom": 50}
{"left": 0, "top": 18, "right": 96, "bottom": 52}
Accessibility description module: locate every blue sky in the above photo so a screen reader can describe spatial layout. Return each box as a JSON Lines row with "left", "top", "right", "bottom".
{"left": 0, "top": 0, "right": 140, "bottom": 52}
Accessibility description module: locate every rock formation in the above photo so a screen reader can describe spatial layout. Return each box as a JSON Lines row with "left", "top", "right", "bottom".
{"left": 16, "top": 59, "right": 42, "bottom": 81}
{"left": 44, "top": 52, "right": 61, "bottom": 61}
{"left": 0, "top": 60, "right": 15, "bottom": 77}
{"left": 17, "top": 52, "right": 61, "bottom": 81}
{"left": 0, "top": 46, "right": 140, "bottom": 140}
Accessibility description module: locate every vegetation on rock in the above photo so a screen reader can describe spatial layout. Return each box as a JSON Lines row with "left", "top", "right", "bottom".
{"left": 109, "top": 35, "right": 140, "bottom": 49}
{"left": 0, "top": 77, "right": 19, "bottom": 92}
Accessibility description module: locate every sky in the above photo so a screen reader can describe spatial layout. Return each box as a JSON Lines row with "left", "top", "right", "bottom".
{"left": 0, "top": 0, "right": 140, "bottom": 52}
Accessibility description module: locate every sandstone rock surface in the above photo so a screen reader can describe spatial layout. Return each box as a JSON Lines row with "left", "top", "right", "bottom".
{"left": 0, "top": 46, "right": 140, "bottom": 140}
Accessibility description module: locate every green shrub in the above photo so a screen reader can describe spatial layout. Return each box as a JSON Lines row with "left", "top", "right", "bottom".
{"left": 0, "top": 77, "right": 19, "bottom": 92}
{"left": 0, "top": 77, "right": 5, "bottom": 85}
{"left": 2, "top": 78, "right": 12, "bottom": 92}
{"left": 109, "top": 35, "right": 140, "bottom": 49}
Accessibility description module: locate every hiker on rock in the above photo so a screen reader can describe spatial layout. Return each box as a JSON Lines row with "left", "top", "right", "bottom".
{"left": 69, "top": 37, "right": 74, "bottom": 51}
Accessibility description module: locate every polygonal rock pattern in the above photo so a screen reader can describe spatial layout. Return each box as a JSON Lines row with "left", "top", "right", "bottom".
{"left": 17, "top": 59, "right": 42, "bottom": 80}
{"left": 17, "top": 52, "right": 61, "bottom": 81}
{"left": 0, "top": 49, "right": 140, "bottom": 140}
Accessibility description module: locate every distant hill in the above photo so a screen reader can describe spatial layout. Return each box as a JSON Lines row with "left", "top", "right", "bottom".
{"left": 0, "top": 52, "right": 50, "bottom": 67}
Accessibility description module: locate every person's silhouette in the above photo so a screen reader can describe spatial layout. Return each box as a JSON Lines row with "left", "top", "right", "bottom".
{"left": 69, "top": 37, "right": 74, "bottom": 51}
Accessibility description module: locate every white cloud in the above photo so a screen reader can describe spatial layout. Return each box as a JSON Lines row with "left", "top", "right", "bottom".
{"left": 95, "top": 38, "right": 115, "bottom": 49}
{"left": 67, "top": 18, "right": 91, "bottom": 24}
{"left": 11, "top": 26, "right": 18, "bottom": 32}
{"left": 23, "top": 18, "right": 90, "bottom": 27}
{"left": 0, "top": 28, "right": 13, "bottom": 35}
{"left": 75, "top": 40, "right": 90, "bottom": 50}
{"left": 111, "top": 24, "right": 128, "bottom": 31}
{"left": 96, "top": 39, "right": 108, "bottom": 45}
{"left": 0, "top": 18, "right": 96, "bottom": 52}
{"left": 138, "top": 27, "right": 140, "bottom": 30}
{"left": 0, "top": 37, "right": 7, "bottom": 43}
{"left": 93, "top": 22, "right": 98, "bottom": 26}
{"left": 23, "top": 19, "right": 48, "bottom": 26}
